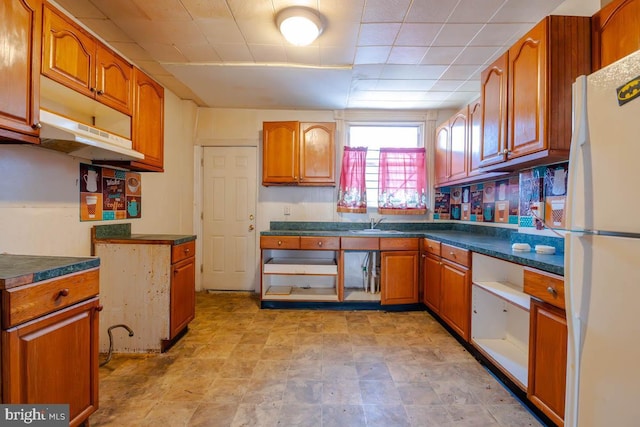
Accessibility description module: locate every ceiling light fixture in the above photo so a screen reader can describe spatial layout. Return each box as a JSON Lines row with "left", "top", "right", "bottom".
{"left": 276, "top": 6, "right": 323, "bottom": 46}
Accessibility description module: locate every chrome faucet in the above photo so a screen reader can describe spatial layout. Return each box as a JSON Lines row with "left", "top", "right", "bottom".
{"left": 370, "top": 216, "right": 385, "bottom": 229}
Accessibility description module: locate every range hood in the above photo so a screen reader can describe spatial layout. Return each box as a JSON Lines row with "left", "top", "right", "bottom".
{"left": 38, "top": 109, "right": 144, "bottom": 161}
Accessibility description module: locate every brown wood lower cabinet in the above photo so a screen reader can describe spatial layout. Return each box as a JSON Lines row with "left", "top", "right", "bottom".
{"left": 528, "top": 299, "right": 567, "bottom": 426}
{"left": 422, "top": 239, "right": 471, "bottom": 341}
{"left": 1, "top": 269, "right": 100, "bottom": 427}
{"left": 380, "top": 250, "right": 419, "bottom": 305}
{"left": 169, "top": 255, "right": 196, "bottom": 340}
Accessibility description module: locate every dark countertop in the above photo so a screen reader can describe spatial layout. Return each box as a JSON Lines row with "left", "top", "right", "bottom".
{"left": 93, "top": 234, "right": 196, "bottom": 245}
{"left": 0, "top": 254, "right": 100, "bottom": 289}
{"left": 262, "top": 222, "right": 564, "bottom": 275}
{"left": 92, "top": 223, "right": 196, "bottom": 245}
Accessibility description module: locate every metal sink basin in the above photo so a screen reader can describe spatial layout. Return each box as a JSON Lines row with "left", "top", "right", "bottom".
{"left": 349, "top": 229, "right": 403, "bottom": 234}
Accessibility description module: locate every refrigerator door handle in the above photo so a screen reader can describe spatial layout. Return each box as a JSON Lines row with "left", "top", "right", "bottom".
{"left": 566, "top": 76, "right": 589, "bottom": 232}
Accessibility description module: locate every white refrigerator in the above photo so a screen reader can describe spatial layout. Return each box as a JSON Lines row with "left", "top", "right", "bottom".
{"left": 565, "top": 49, "right": 640, "bottom": 427}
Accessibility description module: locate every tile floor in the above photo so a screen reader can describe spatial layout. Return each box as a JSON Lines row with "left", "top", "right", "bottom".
{"left": 92, "top": 292, "right": 544, "bottom": 427}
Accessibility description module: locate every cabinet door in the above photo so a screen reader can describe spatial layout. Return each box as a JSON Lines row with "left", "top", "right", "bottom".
{"left": 423, "top": 253, "right": 441, "bottom": 313}
{"left": 95, "top": 44, "right": 133, "bottom": 115}
{"left": 449, "top": 107, "right": 468, "bottom": 182}
{"left": 2, "top": 298, "right": 100, "bottom": 427}
{"left": 0, "top": 0, "right": 41, "bottom": 143}
{"left": 170, "top": 257, "right": 196, "bottom": 339}
{"left": 131, "top": 67, "right": 164, "bottom": 171}
{"left": 480, "top": 53, "right": 508, "bottom": 168}
{"left": 528, "top": 299, "right": 567, "bottom": 426}
{"left": 262, "top": 121, "right": 298, "bottom": 185}
{"left": 381, "top": 251, "right": 419, "bottom": 305}
{"left": 507, "top": 18, "right": 547, "bottom": 160}
{"left": 592, "top": 0, "right": 640, "bottom": 70}
{"left": 467, "top": 98, "right": 483, "bottom": 177}
{"left": 42, "top": 4, "right": 96, "bottom": 98}
{"left": 299, "top": 122, "right": 335, "bottom": 185}
{"left": 434, "top": 123, "right": 449, "bottom": 185}
{"left": 440, "top": 260, "right": 470, "bottom": 341}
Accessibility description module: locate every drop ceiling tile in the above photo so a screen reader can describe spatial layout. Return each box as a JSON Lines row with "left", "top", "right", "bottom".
{"left": 430, "top": 80, "right": 465, "bottom": 91}
{"left": 89, "top": 0, "right": 148, "bottom": 20}
{"left": 247, "top": 44, "right": 287, "bottom": 62}
{"left": 448, "top": 0, "right": 506, "bottom": 23}
{"left": 421, "top": 46, "right": 464, "bottom": 65}
{"left": 319, "top": 21, "right": 360, "bottom": 47}
{"left": 362, "top": 0, "right": 412, "bottom": 22}
{"left": 176, "top": 43, "right": 223, "bottom": 62}
{"left": 351, "top": 79, "right": 378, "bottom": 90}
{"left": 108, "top": 42, "right": 155, "bottom": 61}
{"left": 387, "top": 46, "right": 428, "bottom": 64}
{"left": 446, "top": 91, "right": 480, "bottom": 103}
{"left": 80, "top": 18, "right": 132, "bottom": 43}
{"left": 432, "top": 23, "right": 484, "bottom": 46}
{"left": 358, "top": 23, "right": 402, "bottom": 46}
{"left": 135, "top": 60, "right": 172, "bottom": 76}
{"left": 405, "top": 0, "right": 457, "bottom": 23}
{"left": 237, "top": 18, "right": 285, "bottom": 44}
{"left": 54, "top": 0, "right": 106, "bottom": 18}
{"left": 139, "top": 42, "right": 189, "bottom": 62}
{"left": 439, "top": 64, "right": 482, "bottom": 80}
{"left": 469, "top": 23, "right": 530, "bottom": 46}
{"left": 395, "top": 23, "right": 442, "bottom": 46}
{"left": 226, "top": 0, "right": 275, "bottom": 20}
{"left": 319, "top": 0, "right": 366, "bottom": 21}
{"left": 453, "top": 46, "right": 502, "bottom": 65}
{"left": 423, "top": 91, "right": 453, "bottom": 101}
{"left": 159, "top": 21, "right": 209, "bottom": 46}
{"left": 375, "top": 79, "right": 437, "bottom": 90}
{"left": 352, "top": 64, "right": 385, "bottom": 79}
{"left": 284, "top": 46, "right": 321, "bottom": 65}
{"left": 131, "top": 0, "right": 192, "bottom": 20}
{"left": 321, "top": 46, "right": 356, "bottom": 65}
{"left": 457, "top": 80, "right": 480, "bottom": 92}
{"left": 354, "top": 46, "right": 391, "bottom": 64}
{"left": 114, "top": 19, "right": 173, "bottom": 44}
{"left": 380, "top": 64, "right": 447, "bottom": 79}
{"left": 211, "top": 43, "right": 254, "bottom": 62}
{"left": 196, "top": 18, "right": 246, "bottom": 44}
{"left": 179, "top": 0, "right": 233, "bottom": 19}
{"left": 491, "top": 0, "right": 562, "bottom": 23}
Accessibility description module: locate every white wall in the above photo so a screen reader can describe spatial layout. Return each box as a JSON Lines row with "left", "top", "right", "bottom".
{"left": 0, "top": 90, "right": 197, "bottom": 257}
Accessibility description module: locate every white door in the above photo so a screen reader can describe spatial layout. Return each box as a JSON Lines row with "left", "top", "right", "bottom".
{"left": 202, "top": 147, "right": 257, "bottom": 291}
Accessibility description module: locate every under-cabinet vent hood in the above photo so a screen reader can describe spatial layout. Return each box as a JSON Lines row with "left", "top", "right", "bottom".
{"left": 38, "top": 110, "right": 144, "bottom": 161}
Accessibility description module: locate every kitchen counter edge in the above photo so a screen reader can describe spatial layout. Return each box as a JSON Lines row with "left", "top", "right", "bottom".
{"left": 0, "top": 254, "right": 100, "bottom": 290}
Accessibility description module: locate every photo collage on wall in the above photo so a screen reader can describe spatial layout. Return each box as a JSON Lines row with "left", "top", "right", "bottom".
{"left": 434, "top": 176, "right": 520, "bottom": 224}
{"left": 80, "top": 163, "right": 142, "bottom": 221}
{"left": 434, "top": 162, "right": 569, "bottom": 229}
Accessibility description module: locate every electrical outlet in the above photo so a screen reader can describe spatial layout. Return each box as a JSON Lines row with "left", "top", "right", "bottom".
{"left": 284, "top": 205, "right": 291, "bottom": 216}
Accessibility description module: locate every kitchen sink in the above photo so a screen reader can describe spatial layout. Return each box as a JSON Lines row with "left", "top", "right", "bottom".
{"left": 348, "top": 229, "right": 403, "bottom": 234}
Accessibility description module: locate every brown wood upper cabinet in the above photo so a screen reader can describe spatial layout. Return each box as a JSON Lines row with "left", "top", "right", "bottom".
{"left": 262, "top": 121, "right": 336, "bottom": 186}
{"left": 592, "top": 0, "right": 640, "bottom": 71}
{"left": 130, "top": 67, "right": 164, "bottom": 172}
{"left": 435, "top": 106, "right": 468, "bottom": 186}
{"left": 480, "top": 16, "right": 591, "bottom": 172}
{"left": 42, "top": 3, "right": 133, "bottom": 116}
{"left": 0, "top": 0, "right": 42, "bottom": 144}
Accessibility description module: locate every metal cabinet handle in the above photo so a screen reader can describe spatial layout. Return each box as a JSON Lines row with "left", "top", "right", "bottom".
{"left": 277, "top": 240, "right": 282, "bottom": 246}
{"left": 450, "top": 252, "right": 456, "bottom": 257}
{"left": 317, "top": 241, "right": 323, "bottom": 247}
{"left": 58, "top": 288, "right": 70, "bottom": 297}
{"left": 184, "top": 248, "right": 190, "bottom": 254}
{"left": 546, "top": 286, "right": 557, "bottom": 297}
{"left": 96, "top": 90, "right": 104, "bottom": 95}
{"left": 90, "top": 87, "right": 96, "bottom": 93}
{"left": 96, "top": 305, "right": 104, "bottom": 312}
{"left": 32, "top": 122, "right": 42, "bottom": 130}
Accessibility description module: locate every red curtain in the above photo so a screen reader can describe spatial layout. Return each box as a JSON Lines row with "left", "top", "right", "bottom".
{"left": 378, "top": 148, "right": 427, "bottom": 214}
{"left": 337, "top": 147, "right": 367, "bottom": 213}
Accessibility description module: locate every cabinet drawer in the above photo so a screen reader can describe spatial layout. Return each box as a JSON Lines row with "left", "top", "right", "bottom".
{"left": 2, "top": 268, "right": 100, "bottom": 328}
{"left": 441, "top": 244, "right": 470, "bottom": 267}
{"left": 524, "top": 268, "right": 565, "bottom": 309}
{"left": 172, "top": 240, "right": 195, "bottom": 263}
{"left": 260, "top": 236, "right": 300, "bottom": 249}
{"left": 380, "top": 238, "right": 419, "bottom": 251}
{"left": 423, "top": 238, "right": 441, "bottom": 256}
{"left": 340, "top": 237, "right": 379, "bottom": 250}
{"left": 300, "top": 236, "right": 340, "bottom": 250}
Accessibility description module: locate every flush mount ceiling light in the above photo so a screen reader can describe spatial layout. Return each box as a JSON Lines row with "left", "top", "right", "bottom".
{"left": 276, "top": 6, "right": 323, "bottom": 46}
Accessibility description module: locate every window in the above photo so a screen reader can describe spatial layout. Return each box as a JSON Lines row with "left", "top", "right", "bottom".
{"left": 346, "top": 123, "right": 426, "bottom": 212}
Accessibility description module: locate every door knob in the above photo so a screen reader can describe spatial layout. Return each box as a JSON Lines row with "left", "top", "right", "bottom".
{"left": 249, "top": 214, "right": 254, "bottom": 220}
